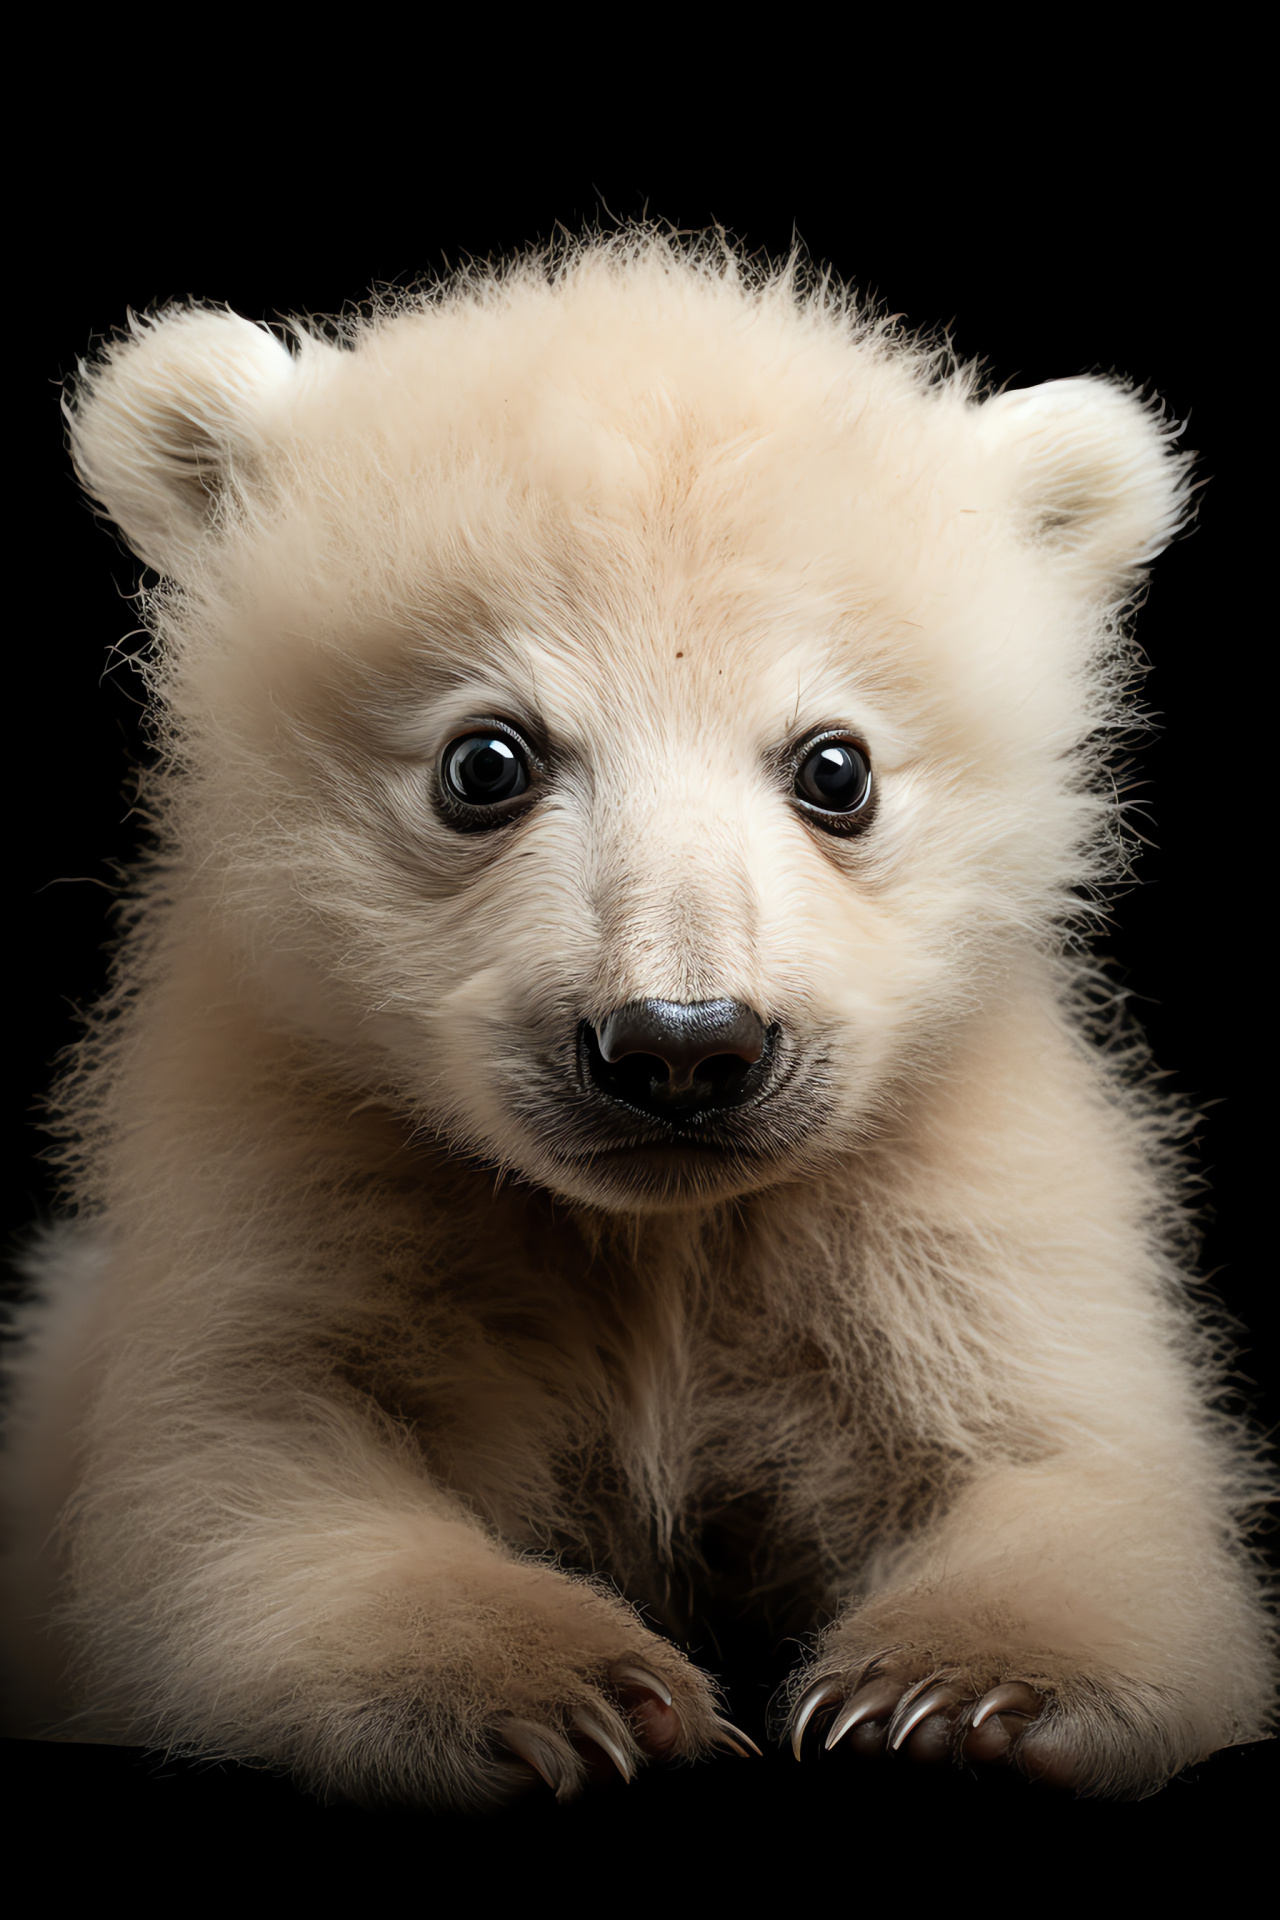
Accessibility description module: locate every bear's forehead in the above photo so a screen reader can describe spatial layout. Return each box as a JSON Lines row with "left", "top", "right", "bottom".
{"left": 238, "top": 499, "right": 925, "bottom": 743}
{"left": 242, "top": 380, "right": 975, "bottom": 675}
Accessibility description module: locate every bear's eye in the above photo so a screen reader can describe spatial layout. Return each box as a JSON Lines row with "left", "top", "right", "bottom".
{"left": 439, "top": 726, "right": 535, "bottom": 826}
{"left": 792, "top": 734, "right": 873, "bottom": 829}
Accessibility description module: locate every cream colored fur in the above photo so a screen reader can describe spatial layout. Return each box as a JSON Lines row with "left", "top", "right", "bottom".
{"left": 2, "top": 228, "right": 1273, "bottom": 1804}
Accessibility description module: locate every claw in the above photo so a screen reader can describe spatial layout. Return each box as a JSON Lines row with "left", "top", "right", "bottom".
{"left": 712, "top": 1715, "right": 763, "bottom": 1758}
{"left": 609, "top": 1663, "right": 673, "bottom": 1707}
{"left": 824, "top": 1677, "right": 903, "bottom": 1752}
{"left": 791, "top": 1678, "right": 844, "bottom": 1760}
{"left": 497, "top": 1718, "right": 575, "bottom": 1800}
{"left": 570, "top": 1706, "right": 634, "bottom": 1782}
{"left": 971, "top": 1681, "right": 1044, "bottom": 1729}
{"left": 889, "top": 1682, "right": 964, "bottom": 1752}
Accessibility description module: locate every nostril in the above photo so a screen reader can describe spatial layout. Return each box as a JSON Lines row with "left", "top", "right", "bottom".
{"left": 604, "top": 1044, "right": 746, "bottom": 1109}
{"left": 584, "top": 1000, "right": 773, "bottom": 1121}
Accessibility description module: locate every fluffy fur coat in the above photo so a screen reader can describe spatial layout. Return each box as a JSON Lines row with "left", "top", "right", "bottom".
{"left": 3, "top": 229, "right": 1273, "bottom": 1804}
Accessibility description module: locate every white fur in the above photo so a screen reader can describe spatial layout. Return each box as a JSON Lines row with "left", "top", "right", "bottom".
{"left": 3, "top": 229, "right": 1272, "bottom": 1803}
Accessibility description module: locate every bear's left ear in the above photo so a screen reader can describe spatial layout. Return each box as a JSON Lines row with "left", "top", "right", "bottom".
{"left": 975, "top": 377, "right": 1193, "bottom": 594}
{"left": 66, "top": 307, "right": 300, "bottom": 581}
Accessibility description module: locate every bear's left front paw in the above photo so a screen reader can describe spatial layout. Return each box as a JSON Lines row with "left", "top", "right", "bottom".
{"left": 790, "top": 1667, "right": 1079, "bottom": 1786}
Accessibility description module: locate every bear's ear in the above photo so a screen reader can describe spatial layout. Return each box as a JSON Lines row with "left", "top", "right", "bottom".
{"left": 975, "top": 377, "right": 1193, "bottom": 594}
{"left": 67, "top": 308, "right": 298, "bottom": 579}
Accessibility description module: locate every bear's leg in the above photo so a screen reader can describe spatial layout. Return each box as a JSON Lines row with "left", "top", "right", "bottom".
{"left": 55, "top": 1424, "right": 749, "bottom": 1807}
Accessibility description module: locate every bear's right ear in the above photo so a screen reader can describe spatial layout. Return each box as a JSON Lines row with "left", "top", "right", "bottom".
{"left": 67, "top": 308, "right": 298, "bottom": 579}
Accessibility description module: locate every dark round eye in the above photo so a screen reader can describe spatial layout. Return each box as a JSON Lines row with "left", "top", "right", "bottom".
{"left": 443, "top": 731, "right": 531, "bottom": 807}
{"left": 794, "top": 737, "right": 872, "bottom": 816}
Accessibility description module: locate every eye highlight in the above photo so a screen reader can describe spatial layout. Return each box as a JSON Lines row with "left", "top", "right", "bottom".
{"left": 791, "top": 732, "right": 874, "bottom": 834}
{"left": 438, "top": 723, "right": 537, "bottom": 830}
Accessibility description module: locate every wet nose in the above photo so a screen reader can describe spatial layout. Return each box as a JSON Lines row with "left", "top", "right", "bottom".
{"left": 583, "top": 999, "right": 773, "bottom": 1119}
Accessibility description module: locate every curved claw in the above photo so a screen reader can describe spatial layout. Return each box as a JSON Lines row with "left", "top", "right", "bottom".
{"left": 570, "top": 1706, "right": 634, "bottom": 1782}
{"left": 609, "top": 1663, "right": 673, "bottom": 1708}
{"left": 712, "top": 1715, "right": 763, "bottom": 1758}
{"left": 971, "top": 1681, "right": 1044, "bottom": 1729}
{"left": 791, "top": 1678, "right": 845, "bottom": 1760}
{"left": 824, "top": 1677, "right": 904, "bottom": 1751}
{"left": 497, "top": 1718, "right": 576, "bottom": 1800}
{"left": 889, "top": 1681, "right": 964, "bottom": 1752}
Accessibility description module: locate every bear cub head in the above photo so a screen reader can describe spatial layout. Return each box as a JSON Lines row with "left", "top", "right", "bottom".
{"left": 67, "top": 232, "right": 1190, "bottom": 1213}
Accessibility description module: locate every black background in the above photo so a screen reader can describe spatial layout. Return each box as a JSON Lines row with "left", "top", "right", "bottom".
{"left": 5, "top": 102, "right": 1272, "bottom": 1878}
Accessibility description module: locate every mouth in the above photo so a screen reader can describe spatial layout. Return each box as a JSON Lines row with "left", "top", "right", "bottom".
{"left": 547, "top": 1135, "right": 785, "bottom": 1208}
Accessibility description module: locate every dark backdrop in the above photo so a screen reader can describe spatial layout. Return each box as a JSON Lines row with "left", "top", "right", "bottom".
{"left": 6, "top": 141, "right": 1272, "bottom": 1868}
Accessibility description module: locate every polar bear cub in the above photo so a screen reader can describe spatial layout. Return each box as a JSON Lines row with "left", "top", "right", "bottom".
{"left": 3, "top": 230, "right": 1273, "bottom": 1804}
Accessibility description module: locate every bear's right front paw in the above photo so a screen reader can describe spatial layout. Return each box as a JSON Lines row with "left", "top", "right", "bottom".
{"left": 495, "top": 1660, "right": 759, "bottom": 1801}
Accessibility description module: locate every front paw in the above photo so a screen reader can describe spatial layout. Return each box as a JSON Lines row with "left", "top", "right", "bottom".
{"left": 286, "top": 1555, "right": 756, "bottom": 1811}
{"left": 782, "top": 1642, "right": 1215, "bottom": 1797}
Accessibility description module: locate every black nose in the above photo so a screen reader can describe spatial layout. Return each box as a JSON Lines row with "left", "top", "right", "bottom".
{"left": 582, "top": 999, "right": 774, "bottom": 1121}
